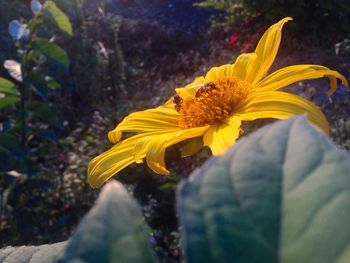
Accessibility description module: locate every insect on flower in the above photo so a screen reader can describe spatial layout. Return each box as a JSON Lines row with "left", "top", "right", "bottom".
{"left": 88, "top": 17, "right": 348, "bottom": 188}
{"left": 194, "top": 82, "right": 217, "bottom": 97}
{"left": 173, "top": 94, "right": 183, "bottom": 113}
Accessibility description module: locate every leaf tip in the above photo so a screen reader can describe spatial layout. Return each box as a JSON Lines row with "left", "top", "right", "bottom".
{"left": 97, "top": 180, "right": 128, "bottom": 203}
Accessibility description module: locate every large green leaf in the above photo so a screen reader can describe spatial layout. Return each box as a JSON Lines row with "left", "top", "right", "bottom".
{"left": 42, "top": 1, "right": 72, "bottom": 36}
{"left": 178, "top": 117, "right": 350, "bottom": 263}
{"left": 0, "top": 241, "right": 66, "bottom": 263}
{"left": 0, "top": 96, "right": 20, "bottom": 110}
{"left": 0, "top": 77, "right": 19, "bottom": 96}
{"left": 33, "top": 38, "right": 69, "bottom": 68}
{"left": 58, "top": 181, "right": 158, "bottom": 263}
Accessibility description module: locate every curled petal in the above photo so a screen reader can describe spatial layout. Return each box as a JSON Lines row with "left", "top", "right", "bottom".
{"left": 145, "top": 126, "right": 209, "bottom": 174}
{"left": 237, "top": 91, "right": 330, "bottom": 135}
{"left": 88, "top": 126, "right": 208, "bottom": 188}
{"left": 180, "top": 137, "right": 203, "bottom": 157}
{"left": 89, "top": 129, "right": 181, "bottom": 188}
{"left": 255, "top": 64, "right": 349, "bottom": 95}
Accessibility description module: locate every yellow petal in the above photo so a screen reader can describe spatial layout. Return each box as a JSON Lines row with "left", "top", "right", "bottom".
{"left": 203, "top": 117, "right": 241, "bottom": 155}
{"left": 108, "top": 105, "right": 179, "bottom": 143}
{"left": 231, "top": 53, "right": 258, "bottom": 83}
{"left": 89, "top": 129, "right": 183, "bottom": 188}
{"left": 252, "top": 17, "right": 293, "bottom": 85}
{"left": 145, "top": 139, "right": 169, "bottom": 175}
{"left": 89, "top": 124, "right": 208, "bottom": 188}
{"left": 237, "top": 91, "right": 329, "bottom": 135}
{"left": 205, "top": 64, "right": 235, "bottom": 82}
{"left": 255, "top": 64, "right": 348, "bottom": 95}
{"left": 180, "top": 137, "right": 203, "bottom": 157}
{"left": 175, "top": 76, "right": 205, "bottom": 99}
{"left": 88, "top": 135, "right": 141, "bottom": 188}
{"left": 145, "top": 126, "right": 209, "bottom": 174}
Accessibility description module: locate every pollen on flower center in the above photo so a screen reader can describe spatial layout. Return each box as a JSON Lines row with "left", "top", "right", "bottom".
{"left": 176, "top": 76, "right": 251, "bottom": 129}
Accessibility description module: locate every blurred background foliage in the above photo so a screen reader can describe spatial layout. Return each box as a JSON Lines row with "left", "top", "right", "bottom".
{"left": 194, "top": 0, "right": 350, "bottom": 47}
{"left": 0, "top": 0, "right": 349, "bottom": 262}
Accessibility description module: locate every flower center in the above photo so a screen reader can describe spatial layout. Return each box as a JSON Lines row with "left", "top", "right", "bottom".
{"left": 175, "top": 76, "right": 250, "bottom": 129}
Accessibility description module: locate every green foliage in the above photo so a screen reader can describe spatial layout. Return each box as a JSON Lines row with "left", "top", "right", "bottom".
{"left": 42, "top": 1, "right": 73, "bottom": 36}
{"left": 58, "top": 181, "right": 157, "bottom": 263}
{"left": 195, "top": 0, "right": 350, "bottom": 46}
{"left": 0, "top": 3, "right": 73, "bottom": 238}
{"left": 0, "top": 96, "right": 20, "bottom": 110}
{"left": 33, "top": 38, "right": 69, "bottom": 69}
{"left": 0, "top": 77, "right": 19, "bottom": 96}
{"left": 0, "top": 0, "right": 72, "bottom": 175}
{"left": 26, "top": 101, "right": 60, "bottom": 127}
{"left": 178, "top": 116, "right": 350, "bottom": 263}
{"left": 2, "top": 117, "right": 350, "bottom": 262}
{"left": 0, "top": 181, "right": 157, "bottom": 263}
{"left": 194, "top": 0, "right": 244, "bottom": 13}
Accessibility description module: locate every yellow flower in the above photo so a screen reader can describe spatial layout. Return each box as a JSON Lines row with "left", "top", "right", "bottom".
{"left": 88, "top": 17, "right": 348, "bottom": 188}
